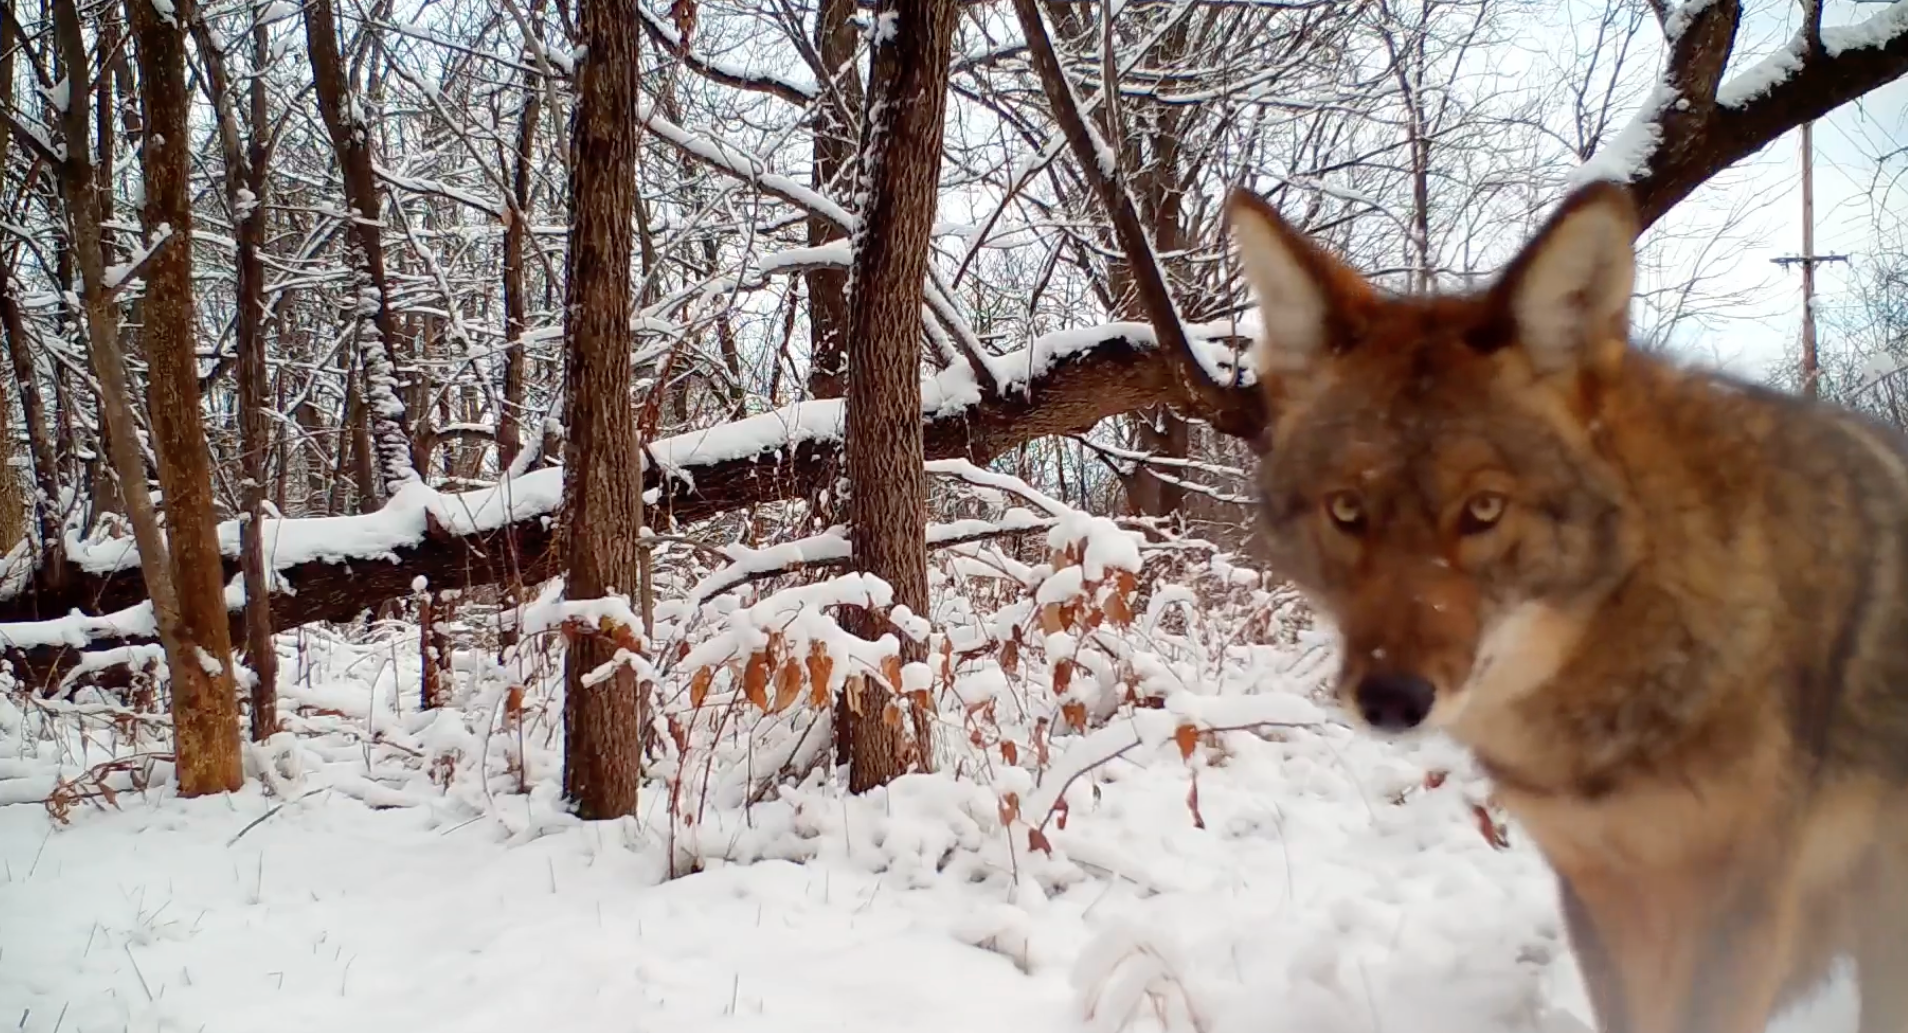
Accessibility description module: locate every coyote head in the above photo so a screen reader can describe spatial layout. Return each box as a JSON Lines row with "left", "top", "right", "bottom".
{"left": 1228, "top": 183, "right": 1645, "bottom": 735}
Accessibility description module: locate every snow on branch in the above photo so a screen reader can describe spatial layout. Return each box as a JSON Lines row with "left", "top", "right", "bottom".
{"left": 636, "top": 5, "right": 819, "bottom": 106}
{"left": 1007, "top": 0, "right": 1264, "bottom": 440}
{"left": 1571, "top": 0, "right": 1908, "bottom": 228}
{"left": 641, "top": 110, "right": 857, "bottom": 230}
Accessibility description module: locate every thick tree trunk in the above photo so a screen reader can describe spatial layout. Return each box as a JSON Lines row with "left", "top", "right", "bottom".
{"left": 803, "top": 0, "right": 860, "bottom": 401}
{"left": 839, "top": 0, "right": 958, "bottom": 793}
{"left": 128, "top": 0, "right": 244, "bottom": 793}
{"left": 560, "top": 0, "right": 646, "bottom": 820}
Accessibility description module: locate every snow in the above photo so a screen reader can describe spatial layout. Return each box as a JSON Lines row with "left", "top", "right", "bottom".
{"left": 1567, "top": 83, "right": 1674, "bottom": 187}
{"left": 1716, "top": 38, "right": 1807, "bottom": 109}
{"left": 1823, "top": 0, "right": 1908, "bottom": 56}
{"left": 0, "top": 542, "right": 1865, "bottom": 1033}
{"left": 256, "top": 0, "right": 299, "bottom": 26}
{"left": 103, "top": 223, "right": 175, "bottom": 292}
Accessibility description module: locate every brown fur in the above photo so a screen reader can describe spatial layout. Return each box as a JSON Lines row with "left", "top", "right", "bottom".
{"left": 1228, "top": 181, "right": 1908, "bottom": 1033}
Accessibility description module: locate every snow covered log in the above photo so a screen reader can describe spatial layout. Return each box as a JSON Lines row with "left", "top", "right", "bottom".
{"left": 1, "top": 325, "right": 1250, "bottom": 686}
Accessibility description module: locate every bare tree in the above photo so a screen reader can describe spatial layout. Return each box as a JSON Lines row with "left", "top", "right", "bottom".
{"left": 560, "top": 0, "right": 646, "bottom": 819}
{"left": 838, "top": 0, "right": 961, "bottom": 792}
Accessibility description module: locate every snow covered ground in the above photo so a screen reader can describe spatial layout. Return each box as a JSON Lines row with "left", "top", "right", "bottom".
{"left": 0, "top": 597, "right": 1859, "bottom": 1033}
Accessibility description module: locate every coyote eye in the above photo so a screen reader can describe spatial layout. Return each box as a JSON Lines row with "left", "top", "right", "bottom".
{"left": 1460, "top": 492, "right": 1508, "bottom": 535}
{"left": 1324, "top": 491, "right": 1365, "bottom": 532}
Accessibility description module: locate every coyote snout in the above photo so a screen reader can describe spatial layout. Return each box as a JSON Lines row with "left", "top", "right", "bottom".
{"left": 1348, "top": 671, "right": 1434, "bottom": 732}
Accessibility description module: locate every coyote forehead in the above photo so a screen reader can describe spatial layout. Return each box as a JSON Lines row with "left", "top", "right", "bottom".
{"left": 1226, "top": 183, "right": 1641, "bottom": 737}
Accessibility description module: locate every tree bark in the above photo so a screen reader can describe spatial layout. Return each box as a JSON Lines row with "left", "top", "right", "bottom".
{"left": 128, "top": 0, "right": 244, "bottom": 793}
{"left": 303, "top": 0, "right": 417, "bottom": 502}
{"left": 560, "top": 0, "right": 646, "bottom": 820}
{"left": 839, "top": 0, "right": 959, "bottom": 793}
{"left": 498, "top": 74, "right": 540, "bottom": 473}
{"left": 803, "top": 0, "right": 860, "bottom": 400}
{"left": 193, "top": 11, "right": 281, "bottom": 741}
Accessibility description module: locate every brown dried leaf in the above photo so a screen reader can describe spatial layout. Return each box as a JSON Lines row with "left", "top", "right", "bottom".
{"left": 688, "top": 666, "right": 715, "bottom": 709}
{"left": 1052, "top": 658, "right": 1074, "bottom": 696}
{"left": 998, "top": 791, "right": 1021, "bottom": 826}
{"left": 881, "top": 654, "right": 904, "bottom": 692}
{"left": 1174, "top": 723, "right": 1198, "bottom": 761}
{"left": 1027, "top": 827, "right": 1053, "bottom": 855}
{"left": 1474, "top": 803, "right": 1510, "bottom": 850}
{"left": 669, "top": 0, "right": 698, "bottom": 47}
{"left": 1039, "top": 603, "right": 1064, "bottom": 636}
{"left": 1000, "top": 740, "right": 1018, "bottom": 766}
{"left": 742, "top": 651, "right": 770, "bottom": 710}
{"left": 1000, "top": 638, "right": 1020, "bottom": 676}
{"left": 882, "top": 701, "right": 904, "bottom": 729}
{"left": 1061, "top": 700, "right": 1087, "bottom": 731}
{"left": 805, "top": 640, "right": 834, "bottom": 695}
{"left": 772, "top": 657, "right": 803, "bottom": 713}
{"left": 1104, "top": 589, "right": 1133, "bottom": 628}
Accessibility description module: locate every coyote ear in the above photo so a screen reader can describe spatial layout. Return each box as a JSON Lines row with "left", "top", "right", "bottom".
{"left": 1225, "top": 187, "right": 1369, "bottom": 390}
{"left": 1493, "top": 182, "right": 1639, "bottom": 378}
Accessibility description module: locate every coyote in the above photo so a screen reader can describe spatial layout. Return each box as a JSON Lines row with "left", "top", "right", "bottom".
{"left": 1226, "top": 181, "right": 1908, "bottom": 1033}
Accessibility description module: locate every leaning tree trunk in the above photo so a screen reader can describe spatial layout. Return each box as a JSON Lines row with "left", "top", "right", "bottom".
{"left": 303, "top": 0, "right": 417, "bottom": 504}
{"left": 838, "top": 0, "right": 959, "bottom": 793}
{"left": 128, "top": 0, "right": 244, "bottom": 793}
{"left": 560, "top": 0, "right": 646, "bottom": 820}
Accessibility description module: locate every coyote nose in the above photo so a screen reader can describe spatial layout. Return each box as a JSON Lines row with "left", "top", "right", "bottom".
{"left": 1354, "top": 672, "right": 1435, "bottom": 731}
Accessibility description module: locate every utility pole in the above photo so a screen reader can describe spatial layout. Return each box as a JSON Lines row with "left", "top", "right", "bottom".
{"left": 1772, "top": 121, "right": 1847, "bottom": 399}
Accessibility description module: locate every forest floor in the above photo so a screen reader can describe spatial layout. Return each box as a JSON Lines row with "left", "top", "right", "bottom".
{"left": 0, "top": 617, "right": 1858, "bottom": 1033}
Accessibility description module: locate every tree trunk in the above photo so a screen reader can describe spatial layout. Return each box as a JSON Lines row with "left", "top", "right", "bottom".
{"left": 194, "top": 11, "right": 282, "bottom": 741}
{"left": 803, "top": 0, "right": 861, "bottom": 400}
{"left": 560, "top": 0, "right": 646, "bottom": 820}
{"left": 51, "top": 0, "right": 241, "bottom": 794}
{"left": 839, "top": 0, "right": 958, "bottom": 793}
{"left": 498, "top": 74, "right": 540, "bottom": 474}
{"left": 303, "top": 0, "right": 417, "bottom": 502}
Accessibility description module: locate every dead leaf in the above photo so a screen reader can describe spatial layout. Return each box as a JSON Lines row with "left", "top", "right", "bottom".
{"left": 742, "top": 651, "right": 770, "bottom": 710}
{"left": 1028, "top": 827, "right": 1053, "bottom": 855}
{"left": 1174, "top": 723, "right": 1198, "bottom": 761}
{"left": 773, "top": 657, "right": 803, "bottom": 713}
{"left": 669, "top": 0, "right": 697, "bottom": 46}
{"left": 1474, "top": 803, "right": 1510, "bottom": 849}
{"left": 688, "top": 666, "right": 714, "bottom": 709}
{"left": 1038, "top": 603, "right": 1063, "bottom": 636}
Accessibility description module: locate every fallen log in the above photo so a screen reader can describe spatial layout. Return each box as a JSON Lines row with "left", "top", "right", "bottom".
{"left": 2, "top": 326, "right": 1247, "bottom": 686}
